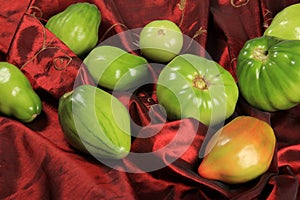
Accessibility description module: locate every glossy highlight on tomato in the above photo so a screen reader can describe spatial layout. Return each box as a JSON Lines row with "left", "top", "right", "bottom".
{"left": 264, "top": 3, "right": 300, "bottom": 40}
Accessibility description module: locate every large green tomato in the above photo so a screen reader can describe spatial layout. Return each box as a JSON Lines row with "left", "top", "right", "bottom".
{"left": 156, "top": 54, "right": 239, "bottom": 126}
{"left": 236, "top": 35, "right": 300, "bottom": 111}
{"left": 139, "top": 20, "right": 183, "bottom": 63}
{"left": 264, "top": 3, "right": 300, "bottom": 40}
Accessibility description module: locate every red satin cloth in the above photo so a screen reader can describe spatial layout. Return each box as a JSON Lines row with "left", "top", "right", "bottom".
{"left": 1, "top": 0, "right": 300, "bottom": 199}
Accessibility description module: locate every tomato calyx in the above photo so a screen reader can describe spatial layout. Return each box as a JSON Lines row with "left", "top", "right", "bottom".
{"left": 193, "top": 74, "right": 209, "bottom": 90}
{"left": 157, "top": 28, "right": 166, "bottom": 36}
{"left": 252, "top": 47, "right": 268, "bottom": 62}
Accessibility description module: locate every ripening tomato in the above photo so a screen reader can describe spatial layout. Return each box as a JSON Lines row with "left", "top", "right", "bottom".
{"left": 198, "top": 116, "right": 276, "bottom": 184}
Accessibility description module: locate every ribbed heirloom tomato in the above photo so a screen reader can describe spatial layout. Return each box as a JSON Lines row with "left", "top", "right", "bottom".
{"left": 236, "top": 35, "right": 300, "bottom": 111}
{"left": 156, "top": 54, "right": 239, "bottom": 126}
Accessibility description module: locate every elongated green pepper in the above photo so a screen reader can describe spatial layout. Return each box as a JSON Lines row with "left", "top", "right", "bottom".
{"left": 0, "top": 62, "right": 42, "bottom": 122}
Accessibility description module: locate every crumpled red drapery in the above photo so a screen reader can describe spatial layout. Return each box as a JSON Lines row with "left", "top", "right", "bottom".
{"left": 0, "top": 0, "right": 300, "bottom": 199}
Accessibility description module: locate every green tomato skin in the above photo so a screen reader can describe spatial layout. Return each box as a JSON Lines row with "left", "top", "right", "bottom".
{"left": 45, "top": 2, "right": 101, "bottom": 56}
{"left": 58, "top": 84, "right": 131, "bottom": 159}
{"left": 83, "top": 45, "right": 149, "bottom": 91}
{"left": 156, "top": 54, "right": 239, "bottom": 126}
{"left": 0, "top": 62, "right": 42, "bottom": 122}
{"left": 237, "top": 36, "right": 300, "bottom": 111}
{"left": 139, "top": 20, "right": 183, "bottom": 63}
{"left": 264, "top": 3, "right": 300, "bottom": 40}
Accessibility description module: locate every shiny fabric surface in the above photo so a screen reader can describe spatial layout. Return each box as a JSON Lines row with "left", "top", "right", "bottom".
{"left": 0, "top": 0, "right": 300, "bottom": 199}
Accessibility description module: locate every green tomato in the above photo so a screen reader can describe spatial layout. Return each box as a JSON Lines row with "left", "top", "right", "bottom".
{"left": 139, "top": 20, "right": 183, "bottom": 63}
{"left": 236, "top": 35, "right": 300, "bottom": 111}
{"left": 156, "top": 54, "right": 239, "bottom": 126}
{"left": 83, "top": 45, "right": 149, "bottom": 91}
{"left": 264, "top": 3, "right": 300, "bottom": 40}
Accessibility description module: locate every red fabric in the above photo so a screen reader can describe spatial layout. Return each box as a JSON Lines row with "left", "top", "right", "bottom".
{"left": 0, "top": 0, "right": 300, "bottom": 199}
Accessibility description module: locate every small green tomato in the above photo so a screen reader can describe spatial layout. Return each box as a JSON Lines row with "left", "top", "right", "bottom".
{"left": 139, "top": 20, "right": 183, "bottom": 63}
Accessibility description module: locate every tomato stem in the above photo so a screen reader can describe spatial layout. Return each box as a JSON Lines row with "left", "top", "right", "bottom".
{"left": 252, "top": 48, "right": 268, "bottom": 62}
{"left": 193, "top": 75, "right": 208, "bottom": 90}
{"left": 157, "top": 29, "right": 166, "bottom": 36}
